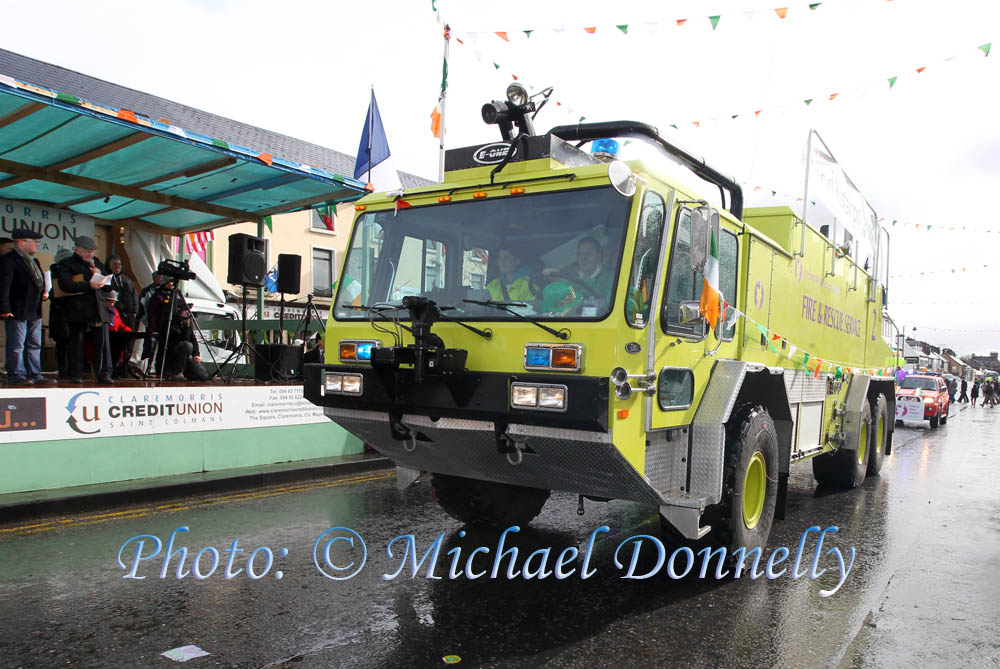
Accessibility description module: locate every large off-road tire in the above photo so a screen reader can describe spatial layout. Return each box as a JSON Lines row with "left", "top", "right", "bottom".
{"left": 430, "top": 473, "right": 550, "bottom": 528}
{"left": 813, "top": 399, "right": 872, "bottom": 488}
{"left": 929, "top": 414, "right": 939, "bottom": 428}
{"left": 867, "top": 393, "right": 889, "bottom": 477}
{"left": 717, "top": 404, "right": 779, "bottom": 553}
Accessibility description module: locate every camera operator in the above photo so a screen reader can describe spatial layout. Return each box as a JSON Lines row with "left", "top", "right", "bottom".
{"left": 148, "top": 261, "right": 207, "bottom": 382}
{"left": 51, "top": 236, "right": 113, "bottom": 384}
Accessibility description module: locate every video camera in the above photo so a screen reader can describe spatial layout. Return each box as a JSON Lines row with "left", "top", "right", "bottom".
{"left": 157, "top": 259, "right": 197, "bottom": 282}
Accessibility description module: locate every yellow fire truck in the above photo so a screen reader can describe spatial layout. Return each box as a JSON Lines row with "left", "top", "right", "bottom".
{"left": 304, "top": 85, "right": 897, "bottom": 552}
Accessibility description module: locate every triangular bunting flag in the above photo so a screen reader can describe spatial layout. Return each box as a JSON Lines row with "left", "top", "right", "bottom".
{"left": 804, "top": 99, "right": 813, "bottom": 105}
{"left": 495, "top": 32, "right": 509, "bottom": 41}
{"left": 916, "top": 66, "right": 926, "bottom": 74}
{"left": 829, "top": 92, "right": 839, "bottom": 100}
{"left": 809, "top": 3, "right": 822, "bottom": 9}
{"left": 774, "top": 8, "right": 788, "bottom": 19}
{"left": 803, "top": 352, "right": 811, "bottom": 369}
{"left": 709, "top": 15, "right": 721, "bottom": 30}
{"left": 677, "top": 19, "right": 688, "bottom": 26}
{"left": 788, "top": 344, "right": 797, "bottom": 358}
{"left": 584, "top": 27, "right": 596, "bottom": 34}
{"left": 524, "top": 30, "right": 533, "bottom": 38}
{"left": 888, "top": 76, "right": 897, "bottom": 88}
{"left": 979, "top": 42, "right": 991, "bottom": 57}
{"left": 617, "top": 25, "right": 628, "bottom": 34}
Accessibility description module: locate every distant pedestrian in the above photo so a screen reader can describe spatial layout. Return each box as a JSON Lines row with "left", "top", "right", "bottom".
{"left": 970, "top": 381, "right": 979, "bottom": 407}
{"left": 959, "top": 378, "right": 969, "bottom": 403}
{"left": 947, "top": 378, "right": 957, "bottom": 403}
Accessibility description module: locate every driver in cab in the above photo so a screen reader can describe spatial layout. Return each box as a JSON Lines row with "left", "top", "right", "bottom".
{"left": 543, "top": 236, "right": 614, "bottom": 300}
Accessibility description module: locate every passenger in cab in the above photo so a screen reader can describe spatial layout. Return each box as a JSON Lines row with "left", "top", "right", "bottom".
{"left": 486, "top": 246, "right": 537, "bottom": 302}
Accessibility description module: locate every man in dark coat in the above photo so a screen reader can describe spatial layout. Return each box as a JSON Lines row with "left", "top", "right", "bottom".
{"left": 0, "top": 228, "right": 54, "bottom": 385}
{"left": 107, "top": 255, "right": 139, "bottom": 330}
{"left": 51, "top": 236, "right": 113, "bottom": 383}
{"left": 48, "top": 248, "right": 74, "bottom": 379}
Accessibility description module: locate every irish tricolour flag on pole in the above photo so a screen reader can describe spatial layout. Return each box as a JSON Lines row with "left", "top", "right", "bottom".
{"left": 354, "top": 89, "right": 401, "bottom": 193}
{"left": 699, "top": 229, "right": 721, "bottom": 329}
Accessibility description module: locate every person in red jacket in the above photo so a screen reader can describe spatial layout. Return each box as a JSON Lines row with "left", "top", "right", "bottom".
{"left": 103, "top": 289, "right": 132, "bottom": 374}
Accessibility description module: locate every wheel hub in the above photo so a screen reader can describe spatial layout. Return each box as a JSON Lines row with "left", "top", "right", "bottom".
{"left": 742, "top": 451, "right": 766, "bottom": 530}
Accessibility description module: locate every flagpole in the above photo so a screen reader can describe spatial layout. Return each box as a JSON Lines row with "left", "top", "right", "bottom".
{"left": 437, "top": 25, "right": 451, "bottom": 183}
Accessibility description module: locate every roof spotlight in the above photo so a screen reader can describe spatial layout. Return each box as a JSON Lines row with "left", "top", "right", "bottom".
{"left": 506, "top": 82, "right": 530, "bottom": 108}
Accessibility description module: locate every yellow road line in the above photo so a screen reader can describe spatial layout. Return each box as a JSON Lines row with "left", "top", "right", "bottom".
{"left": 0, "top": 470, "right": 394, "bottom": 538}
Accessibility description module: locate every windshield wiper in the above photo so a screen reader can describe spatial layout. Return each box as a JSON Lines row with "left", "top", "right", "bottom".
{"left": 440, "top": 306, "right": 493, "bottom": 340}
{"left": 462, "top": 299, "right": 568, "bottom": 340}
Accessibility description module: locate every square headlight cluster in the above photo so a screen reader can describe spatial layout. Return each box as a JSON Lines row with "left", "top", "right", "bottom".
{"left": 324, "top": 372, "right": 363, "bottom": 396}
{"left": 523, "top": 343, "right": 582, "bottom": 372}
{"left": 339, "top": 340, "right": 379, "bottom": 363}
{"left": 510, "top": 382, "right": 568, "bottom": 411}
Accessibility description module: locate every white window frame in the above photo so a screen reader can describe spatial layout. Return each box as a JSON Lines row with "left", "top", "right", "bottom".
{"left": 309, "top": 208, "right": 338, "bottom": 236}
{"left": 310, "top": 245, "right": 336, "bottom": 298}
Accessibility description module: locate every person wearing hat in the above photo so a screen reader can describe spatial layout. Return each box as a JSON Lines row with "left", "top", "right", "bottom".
{"left": 102, "top": 288, "right": 133, "bottom": 374}
{"left": 51, "top": 235, "right": 113, "bottom": 383}
{"left": 0, "top": 228, "right": 54, "bottom": 384}
{"left": 0, "top": 238, "right": 13, "bottom": 376}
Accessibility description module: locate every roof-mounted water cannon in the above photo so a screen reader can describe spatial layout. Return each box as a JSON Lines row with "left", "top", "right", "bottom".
{"left": 482, "top": 83, "right": 553, "bottom": 141}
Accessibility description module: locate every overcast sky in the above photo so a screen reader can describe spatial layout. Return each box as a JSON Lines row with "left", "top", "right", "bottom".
{"left": 2, "top": 0, "right": 998, "bottom": 354}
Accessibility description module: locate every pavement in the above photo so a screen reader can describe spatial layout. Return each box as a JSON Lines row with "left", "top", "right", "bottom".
{"left": 0, "top": 402, "right": 997, "bottom": 668}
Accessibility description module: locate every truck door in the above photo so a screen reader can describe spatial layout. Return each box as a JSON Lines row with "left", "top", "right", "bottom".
{"left": 647, "top": 205, "right": 741, "bottom": 431}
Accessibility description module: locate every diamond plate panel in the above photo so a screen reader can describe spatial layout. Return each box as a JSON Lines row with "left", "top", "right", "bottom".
{"left": 644, "top": 428, "right": 689, "bottom": 495}
{"left": 690, "top": 359, "right": 747, "bottom": 504}
{"left": 325, "top": 408, "right": 663, "bottom": 505}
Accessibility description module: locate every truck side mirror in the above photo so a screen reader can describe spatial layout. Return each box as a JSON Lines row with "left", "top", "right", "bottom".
{"left": 678, "top": 300, "right": 704, "bottom": 325}
{"left": 688, "top": 205, "right": 719, "bottom": 274}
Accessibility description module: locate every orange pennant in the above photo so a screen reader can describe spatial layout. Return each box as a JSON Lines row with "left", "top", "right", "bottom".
{"left": 495, "top": 32, "right": 509, "bottom": 41}
{"left": 775, "top": 8, "right": 788, "bottom": 18}
{"left": 676, "top": 19, "right": 687, "bottom": 25}
{"left": 584, "top": 27, "right": 596, "bottom": 34}
{"left": 258, "top": 153, "right": 273, "bottom": 166}
{"left": 829, "top": 92, "right": 839, "bottom": 101}
{"left": 692, "top": 121, "right": 700, "bottom": 127}
{"left": 512, "top": 74, "right": 518, "bottom": 80}
{"left": 754, "top": 110, "right": 762, "bottom": 117}
{"left": 916, "top": 66, "right": 926, "bottom": 74}
{"left": 117, "top": 109, "right": 137, "bottom": 123}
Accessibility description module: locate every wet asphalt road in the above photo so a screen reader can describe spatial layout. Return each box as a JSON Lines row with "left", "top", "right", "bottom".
{"left": 1, "top": 403, "right": 998, "bottom": 668}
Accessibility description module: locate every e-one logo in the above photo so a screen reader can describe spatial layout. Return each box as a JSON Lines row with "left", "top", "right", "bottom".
{"left": 473, "top": 143, "right": 516, "bottom": 165}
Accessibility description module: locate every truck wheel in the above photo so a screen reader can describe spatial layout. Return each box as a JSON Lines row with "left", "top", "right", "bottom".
{"left": 813, "top": 399, "right": 872, "bottom": 488}
{"left": 430, "top": 473, "right": 549, "bottom": 528}
{"left": 929, "top": 414, "right": 939, "bottom": 428}
{"left": 867, "top": 394, "right": 889, "bottom": 477}
{"left": 719, "top": 404, "right": 778, "bottom": 553}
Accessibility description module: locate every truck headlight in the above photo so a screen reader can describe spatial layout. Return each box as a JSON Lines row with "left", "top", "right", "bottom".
{"left": 511, "top": 382, "right": 567, "bottom": 412}
{"left": 324, "top": 372, "right": 363, "bottom": 395}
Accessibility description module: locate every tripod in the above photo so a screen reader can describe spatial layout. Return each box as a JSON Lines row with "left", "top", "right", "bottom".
{"left": 216, "top": 285, "right": 258, "bottom": 383}
{"left": 153, "top": 284, "right": 223, "bottom": 382}
{"left": 294, "top": 293, "right": 327, "bottom": 345}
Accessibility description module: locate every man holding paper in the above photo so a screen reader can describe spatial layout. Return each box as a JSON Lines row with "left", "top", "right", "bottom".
{"left": 52, "top": 236, "right": 114, "bottom": 384}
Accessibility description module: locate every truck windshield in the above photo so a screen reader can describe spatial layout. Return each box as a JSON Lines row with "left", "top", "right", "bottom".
{"left": 334, "top": 186, "right": 631, "bottom": 321}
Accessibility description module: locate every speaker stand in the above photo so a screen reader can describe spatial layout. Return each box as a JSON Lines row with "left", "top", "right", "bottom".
{"left": 217, "top": 285, "right": 257, "bottom": 383}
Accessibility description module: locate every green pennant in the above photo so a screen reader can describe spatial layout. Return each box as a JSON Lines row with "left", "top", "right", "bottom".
{"left": 811, "top": 200, "right": 816, "bottom": 206}
{"left": 670, "top": 124, "right": 678, "bottom": 129}
{"left": 804, "top": 99, "right": 813, "bottom": 105}
{"left": 263, "top": 215, "right": 273, "bottom": 233}
{"left": 731, "top": 114, "right": 740, "bottom": 119}
{"left": 927, "top": 225, "right": 932, "bottom": 230}
{"left": 888, "top": 76, "right": 898, "bottom": 89}
{"left": 835, "top": 366, "right": 843, "bottom": 380}
{"left": 809, "top": 3, "right": 821, "bottom": 9}
{"left": 524, "top": 30, "right": 533, "bottom": 38}
{"left": 709, "top": 15, "right": 721, "bottom": 30}
{"left": 979, "top": 42, "right": 991, "bottom": 57}
{"left": 771, "top": 190, "right": 776, "bottom": 196}
{"left": 579, "top": 116, "right": 586, "bottom": 122}
{"left": 56, "top": 92, "right": 81, "bottom": 104}
{"left": 892, "top": 220, "right": 898, "bottom": 225}
{"left": 617, "top": 25, "right": 628, "bottom": 34}
{"left": 431, "top": 0, "right": 436, "bottom": 10}
{"left": 803, "top": 352, "right": 811, "bottom": 369}
{"left": 493, "top": 62, "right": 500, "bottom": 70}
{"left": 951, "top": 269, "right": 956, "bottom": 273}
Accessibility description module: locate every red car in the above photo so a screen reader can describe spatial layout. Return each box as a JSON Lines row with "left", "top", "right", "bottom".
{"left": 895, "top": 374, "right": 951, "bottom": 428}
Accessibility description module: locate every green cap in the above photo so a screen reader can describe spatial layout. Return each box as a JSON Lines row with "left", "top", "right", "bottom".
{"left": 538, "top": 281, "right": 583, "bottom": 315}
